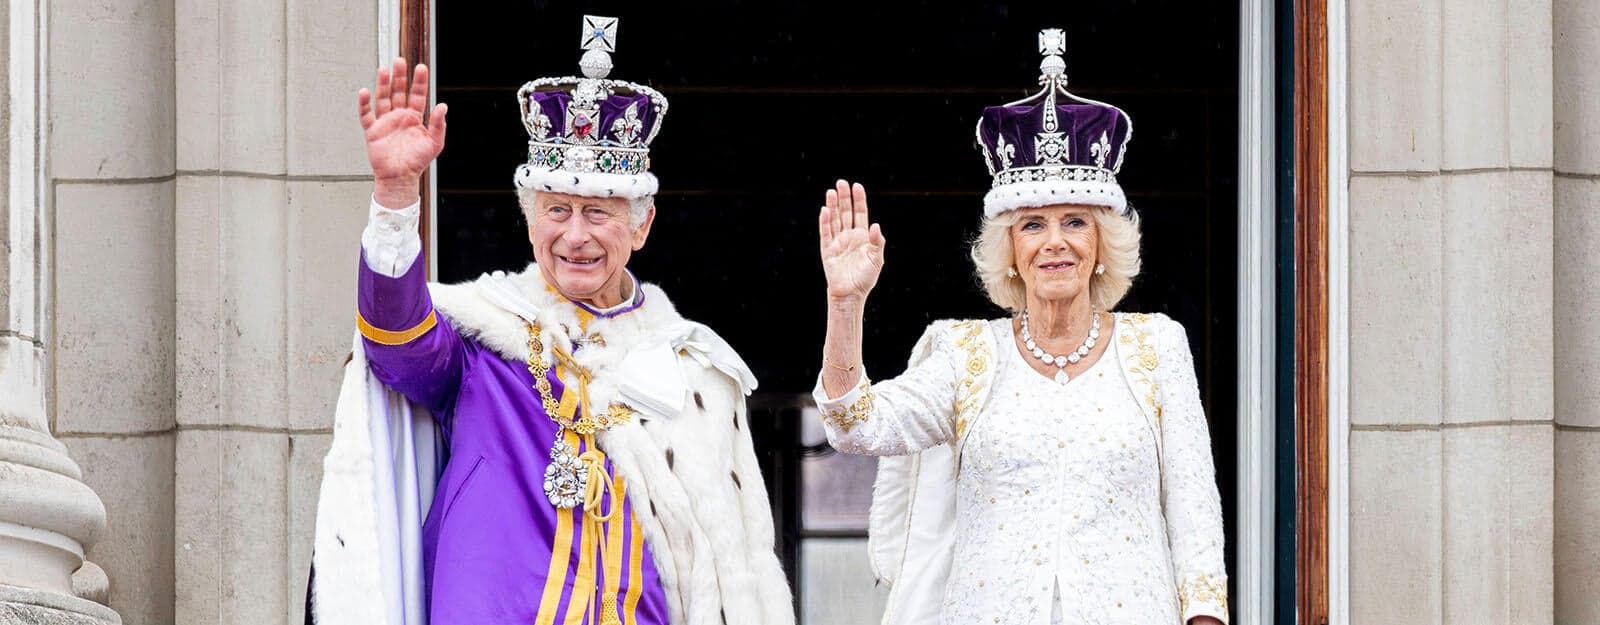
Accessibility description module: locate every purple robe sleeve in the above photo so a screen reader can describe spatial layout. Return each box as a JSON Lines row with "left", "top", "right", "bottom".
{"left": 357, "top": 249, "right": 468, "bottom": 418}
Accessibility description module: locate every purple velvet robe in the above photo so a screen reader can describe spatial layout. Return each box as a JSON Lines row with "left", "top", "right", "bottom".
{"left": 357, "top": 252, "right": 668, "bottom": 625}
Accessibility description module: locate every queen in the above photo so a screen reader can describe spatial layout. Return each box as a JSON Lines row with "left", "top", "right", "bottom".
{"left": 811, "top": 29, "right": 1230, "bottom": 625}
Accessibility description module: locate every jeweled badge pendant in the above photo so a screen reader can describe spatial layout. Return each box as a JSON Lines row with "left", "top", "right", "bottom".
{"left": 1054, "top": 369, "right": 1070, "bottom": 385}
{"left": 544, "top": 435, "right": 587, "bottom": 509}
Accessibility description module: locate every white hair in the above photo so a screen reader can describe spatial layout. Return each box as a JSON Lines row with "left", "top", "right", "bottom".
{"left": 969, "top": 205, "right": 1142, "bottom": 313}
{"left": 517, "top": 188, "right": 653, "bottom": 228}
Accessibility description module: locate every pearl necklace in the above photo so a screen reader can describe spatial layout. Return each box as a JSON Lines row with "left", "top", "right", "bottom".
{"left": 1020, "top": 309, "right": 1100, "bottom": 384}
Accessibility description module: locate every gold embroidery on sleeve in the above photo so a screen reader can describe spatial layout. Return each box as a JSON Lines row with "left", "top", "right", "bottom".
{"left": 823, "top": 379, "right": 875, "bottom": 433}
{"left": 1178, "top": 575, "right": 1230, "bottom": 617}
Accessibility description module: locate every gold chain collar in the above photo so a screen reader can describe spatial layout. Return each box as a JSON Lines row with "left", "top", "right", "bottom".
{"left": 523, "top": 321, "right": 635, "bottom": 435}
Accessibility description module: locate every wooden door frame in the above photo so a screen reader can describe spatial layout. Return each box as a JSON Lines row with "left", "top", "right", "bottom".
{"left": 400, "top": 2, "right": 1342, "bottom": 622}
{"left": 1293, "top": 0, "right": 1333, "bottom": 623}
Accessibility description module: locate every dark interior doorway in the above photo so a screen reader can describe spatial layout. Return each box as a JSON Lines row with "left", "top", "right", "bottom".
{"left": 435, "top": 0, "right": 1239, "bottom": 616}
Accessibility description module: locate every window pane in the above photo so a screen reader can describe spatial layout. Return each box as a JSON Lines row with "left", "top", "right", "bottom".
{"left": 800, "top": 538, "right": 889, "bottom": 625}
{"left": 800, "top": 406, "right": 876, "bottom": 533}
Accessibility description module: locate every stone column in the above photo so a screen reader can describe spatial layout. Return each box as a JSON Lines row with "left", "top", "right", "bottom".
{"left": 0, "top": 1, "right": 120, "bottom": 623}
{"left": 42, "top": 2, "right": 181, "bottom": 625}
{"left": 1348, "top": 0, "right": 1556, "bottom": 623}
{"left": 1554, "top": 0, "right": 1600, "bottom": 621}
{"left": 171, "top": 2, "right": 375, "bottom": 623}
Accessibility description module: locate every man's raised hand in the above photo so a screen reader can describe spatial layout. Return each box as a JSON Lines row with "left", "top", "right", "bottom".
{"left": 359, "top": 58, "right": 448, "bottom": 209}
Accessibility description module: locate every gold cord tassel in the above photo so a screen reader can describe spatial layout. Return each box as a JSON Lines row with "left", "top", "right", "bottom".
{"left": 600, "top": 593, "right": 623, "bottom": 625}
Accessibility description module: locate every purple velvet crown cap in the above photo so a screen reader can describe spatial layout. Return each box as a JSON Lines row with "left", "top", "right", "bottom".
{"left": 975, "top": 29, "right": 1134, "bottom": 218}
{"left": 512, "top": 15, "right": 668, "bottom": 200}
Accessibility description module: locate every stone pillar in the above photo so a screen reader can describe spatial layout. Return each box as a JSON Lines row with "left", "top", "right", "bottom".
{"left": 0, "top": 1, "right": 121, "bottom": 623}
{"left": 171, "top": 2, "right": 375, "bottom": 623}
{"left": 1553, "top": 0, "right": 1600, "bottom": 621}
{"left": 42, "top": 1, "right": 179, "bottom": 624}
{"left": 1347, "top": 0, "right": 1556, "bottom": 623}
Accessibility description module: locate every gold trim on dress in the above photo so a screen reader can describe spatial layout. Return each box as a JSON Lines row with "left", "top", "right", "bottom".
{"left": 952, "top": 320, "right": 992, "bottom": 439}
{"left": 1118, "top": 314, "right": 1165, "bottom": 426}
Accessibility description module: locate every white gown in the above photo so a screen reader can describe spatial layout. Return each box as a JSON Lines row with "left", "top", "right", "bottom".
{"left": 814, "top": 314, "right": 1229, "bottom": 625}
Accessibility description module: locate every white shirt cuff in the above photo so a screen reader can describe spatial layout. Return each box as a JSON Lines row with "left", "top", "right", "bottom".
{"left": 361, "top": 196, "right": 422, "bottom": 278}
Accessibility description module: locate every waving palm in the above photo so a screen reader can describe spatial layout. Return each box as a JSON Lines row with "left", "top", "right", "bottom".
{"left": 818, "top": 180, "right": 887, "bottom": 301}
{"left": 359, "top": 58, "right": 448, "bottom": 205}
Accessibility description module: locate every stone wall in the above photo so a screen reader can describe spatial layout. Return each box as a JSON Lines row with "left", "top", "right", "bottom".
{"left": 4, "top": 1, "right": 119, "bottom": 622}
{"left": 46, "top": 2, "right": 177, "bottom": 625}
{"left": 1553, "top": 0, "right": 1600, "bottom": 621}
{"left": 168, "top": 1, "right": 373, "bottom": 622}
{"left": 1346, "top": 0, "right": 1582, "bottom": 622}
{"left": 40, "top": 2, "right": 377, "bottom": 624}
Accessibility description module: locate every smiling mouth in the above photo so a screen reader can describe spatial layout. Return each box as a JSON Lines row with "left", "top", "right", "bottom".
{"left": 559, "top": 255, "right": 602, "bottom": 266}
{"left": 1038, "top": 260, "right": 1076, "bottom": 272}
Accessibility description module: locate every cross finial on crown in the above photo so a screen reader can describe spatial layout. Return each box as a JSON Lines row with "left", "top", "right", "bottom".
{"left": 1037, "top": 28, "right": 1067, "bottom": 83}
{"left": 579, "top": 15, "right": 619, "bottom": 78}
{"left": 1038, "top": 29, "right": 1065, "bottom": 55}
{"left": 581, "top": 15, "right": 618, "bottom": 52}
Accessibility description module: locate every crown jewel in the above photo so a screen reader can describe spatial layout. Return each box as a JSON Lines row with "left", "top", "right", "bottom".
{"left": 974, "top": 29, "right": 1134, "bottom": 217}
{"left": 513, "top": 15, "right": 668, "bottom": 199}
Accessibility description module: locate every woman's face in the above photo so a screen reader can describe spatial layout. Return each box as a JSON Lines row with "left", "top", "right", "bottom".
{"left": 1010, "top": 204, "right": 1099, "bottom": 307}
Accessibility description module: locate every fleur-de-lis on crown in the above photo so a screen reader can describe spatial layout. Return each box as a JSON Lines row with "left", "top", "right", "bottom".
{"left": 995, "top": 134, "right": 1016, "bottom": 170}
{"left": 525, "top": 105, "right": 553, "bottom": 140}
{"left": 611, "top": 102, "right": 644, "bottom": 146}
{"left": 1090, "top": 131, "right": 1111, "bottom": 169}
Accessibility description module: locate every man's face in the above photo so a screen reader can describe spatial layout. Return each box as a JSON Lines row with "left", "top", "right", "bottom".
{"left": 527, "top": 192, "right": 654, "bottom": 307}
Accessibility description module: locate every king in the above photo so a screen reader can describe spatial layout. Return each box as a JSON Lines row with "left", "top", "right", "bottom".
{"left": 308, "top": 16, "right": 794, "bottom": 625}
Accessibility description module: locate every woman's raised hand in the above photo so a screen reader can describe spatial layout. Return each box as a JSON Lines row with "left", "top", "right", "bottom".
{"left": 818, "top": 179, "right": 887, "bottom": 303}
{"left": 359, "top": 58, "right": 448, "bottom": 208}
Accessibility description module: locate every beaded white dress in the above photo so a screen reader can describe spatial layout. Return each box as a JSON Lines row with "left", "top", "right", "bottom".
{"left": 814, "top": 314, "right": 1228, "bottom": 625}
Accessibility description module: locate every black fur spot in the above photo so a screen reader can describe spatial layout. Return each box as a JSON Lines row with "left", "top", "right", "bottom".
{"left": 649, "top": 500, "right": 657, "bottom": 516}
{"left": 730, "top": 471, "right": 741, "bottom": 489}
{"left": 720, "top": 608, "right": 727, "bottom": 625}
{"left": 665, "top": 448, "right": 674, "bottom": 469}
{"left": 336, "top": 534, "right": 345, "bottom": 547}
{"left": 543, "top": 184, "right": 553, "bottom": 191}
{"left": 732, "top": 412, "right": 740, "bottom": 431}
{"left": 639, "top": 417, "right": 650, "bottom": 425}
{"left": 693, "top": 391, "right": 705, "bottom": 410}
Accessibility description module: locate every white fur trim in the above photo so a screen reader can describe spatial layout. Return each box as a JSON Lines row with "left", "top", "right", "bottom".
{"left": 982, "top": 179, "right": 1128, "bottom": 218}
{"left": 311, "top": 340, "right": 386, "bottom": 625}
{"left": 312, "top": 335, "right": 443, "bottom": 625}
{"left": 319, "top": 263, "right": 794, "bottom": 624}
{"left": 514, "top": 164, "right": 660, "bottom": 199}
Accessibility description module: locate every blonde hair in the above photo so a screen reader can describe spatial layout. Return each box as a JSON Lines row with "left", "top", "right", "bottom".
{"left": 970, "top": 205, "right": 1142, "bottom": 313}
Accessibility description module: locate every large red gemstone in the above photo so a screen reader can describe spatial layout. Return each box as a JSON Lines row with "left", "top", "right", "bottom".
{"left": 573, "top": 114, "right": 593, "bottom": 138}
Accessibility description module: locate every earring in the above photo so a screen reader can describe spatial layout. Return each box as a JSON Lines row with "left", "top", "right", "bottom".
{"left": 1006, "top": 267, "right": 1018, "bottom": 278}
{"left": 1094, "top": 264, "right": 1106, "bottom": 275}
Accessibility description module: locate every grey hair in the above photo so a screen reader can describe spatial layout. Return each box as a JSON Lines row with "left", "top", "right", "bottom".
{"left": 517, "top": 189, "right": 653, "bottom": 228}
{"left": 969, "top": 205, "right": 1142, "bottom": 313}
